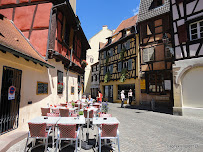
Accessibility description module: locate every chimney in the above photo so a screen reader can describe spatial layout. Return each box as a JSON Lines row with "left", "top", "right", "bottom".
{"left": 102, "top": 25, "right": 108, "bottom": 30}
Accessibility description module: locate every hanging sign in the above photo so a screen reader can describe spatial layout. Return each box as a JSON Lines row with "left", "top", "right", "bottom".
{"left": 8, "top": 86, "right": 16, "bottom": 100}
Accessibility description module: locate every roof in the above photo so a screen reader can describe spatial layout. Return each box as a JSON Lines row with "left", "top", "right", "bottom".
{"left": 0, "top": 15, "right": 54, "bottom": 68}
{"left": 100, "top": 15, "right": 138, "bottom": 50}
{"left": 138, "top": 0, "right": 170, "bottom": 23}
{"left": 99, "top": 42, "right": 105, "bottom": 49}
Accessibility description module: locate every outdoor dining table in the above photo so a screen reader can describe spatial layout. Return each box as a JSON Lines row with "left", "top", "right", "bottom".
{"left": 28, "top": 116, "right": 61, "bottom": 148}
{"left": 50, "top": 107, "right": 78, "bottom": 113}
{"left": 93, "top": 117, "right": 120, "bottom": 125}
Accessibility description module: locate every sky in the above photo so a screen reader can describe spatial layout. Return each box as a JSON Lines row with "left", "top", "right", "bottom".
{"left": 76, "top": 0, "right": 140, "bottom": 40}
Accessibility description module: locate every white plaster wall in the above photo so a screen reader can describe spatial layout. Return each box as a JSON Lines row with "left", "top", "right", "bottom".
{"left": 84, "top": 26, "right": 112, "bottom": 94}
{"left": 67, "top": 71, "right": 79, "bottom": 102}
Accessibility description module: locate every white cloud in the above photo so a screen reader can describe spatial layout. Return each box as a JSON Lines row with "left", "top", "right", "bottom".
{"left": 133, "top": 6, "right": 139, "bottom": 15}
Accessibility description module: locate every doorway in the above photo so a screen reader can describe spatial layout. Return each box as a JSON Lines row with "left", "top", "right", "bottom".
{"left": 0, "top": 66, "right": 22, "bottom": 134}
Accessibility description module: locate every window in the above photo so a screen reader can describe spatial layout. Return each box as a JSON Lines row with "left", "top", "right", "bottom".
{"left": 91, "top": 76, "right": 94, "bottom": 82}
{"left": 118, "top": 62, "right": 122, "bottom": 72}
{"left": 90, "top": 57, "right": 94, "bottom": 63}
{"left": 103, "top": 51, "right": 106, "bottom": 59}
{"left": 95, "top": 74, "right": 97, "bottom": 81}
{"left": 109, "top": 64, "right": 113, "bottom": 74}
{"left": 190, "top": 20, "right": 203, "bottom": 40}
{"left": 143, "top": 47, "right": 155, "bottom": 63}
{"left": 149, "top": 0, "right": 163, "bottom": 9}
{"left": 117, "top": 44, "right": 121, "bottom": 53}
{"left": 37, "top": 82, "right": 48, "bottom": 95}
{"left": 126, "top": 40, "right": 131, "bottom": 50}
{"left": 103, "top": 66, "right": 106, "bottom": 75}
{"left": 123, "top": 61, "right": 128, "bottom": 69}
{"left": 128, "top": 59, "right": 132, "bottom": 70}
{"left": 57, "top": 70, "right": 63, "bottom": 94}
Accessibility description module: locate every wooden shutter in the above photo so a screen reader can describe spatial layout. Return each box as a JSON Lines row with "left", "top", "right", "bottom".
{"left": 128, "top": 59, "right": 132, "bottom": 70}
{"left": 117, "top": 44, "right": 121, "bottom": 53}
{"left": 118, "top": 62, "right": 122, "bottom": 72}
{"left": 103, "top": 51, "right": 106, "bottom": 59}
{"left": 110, "top": 64, "right": 113, "bottom": 74}
{"left": 143, "top": 47, "right": 154, "bottom": 63}
{"left": 178, "top": 24, "right": 187, "bottom": 43}
{"left": 126, "top": 40, "right": 131, "bottom": 49}
{"left": 103, "top": 66, "right": 106, "bottom": 75}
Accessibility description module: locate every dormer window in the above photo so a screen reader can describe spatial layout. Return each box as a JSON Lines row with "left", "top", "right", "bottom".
{"left": 122, "top": 30, "right": 126, "bottom": 37}
{"left": 108, "top": 37, "right": 112, "bottom": 44}
{"left": 149, "top": 0, "right": 163, "bottom": 10}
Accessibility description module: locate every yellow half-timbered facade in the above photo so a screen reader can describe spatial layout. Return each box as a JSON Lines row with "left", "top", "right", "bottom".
{"left": 99, "top": 15, "right": 141, "bottom": 104}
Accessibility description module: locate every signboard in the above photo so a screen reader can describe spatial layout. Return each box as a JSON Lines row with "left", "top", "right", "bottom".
{"left": 164, "top": 80, "right": 171, "bottom": 90}
{"left": 8, "top": 86, "right": 16, "bottom": 100}
{"left": 140, "top": 79, "right": 146, "bottom": 90}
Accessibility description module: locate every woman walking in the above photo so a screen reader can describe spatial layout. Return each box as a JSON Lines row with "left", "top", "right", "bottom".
{"left": 121, "top": 90, "right": 125, "bottom": 108}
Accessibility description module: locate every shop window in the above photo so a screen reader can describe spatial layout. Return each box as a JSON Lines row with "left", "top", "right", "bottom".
{"left": 117, "top": 84, "right": 135, "bottom": 100}
{"left": 190, "top": 20, "right": 203, "bottom": 41}
{"left": 143, "top": 47, "right": 155, "bottom": 63}
{"left": 57, "top": 70, "right": 63, "bottom": 94}
{"left": 37, "top": 82, "right": 48, "bottom": 95}
{"left": 146, "top": 71, "right": 171, "bottom": 94}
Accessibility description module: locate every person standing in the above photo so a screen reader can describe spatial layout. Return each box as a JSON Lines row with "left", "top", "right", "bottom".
{"left": 121, "top": 90, "right": 125, "bottom": 108}
{"left": 128, "top": 89, "right": 133, "bottom": 105}
{"left": 97, "top": 90, "right": 103, "bottom": 103}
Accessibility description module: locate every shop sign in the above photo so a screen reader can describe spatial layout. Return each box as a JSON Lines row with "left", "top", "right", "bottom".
{"left": 140, "top": 79, "right": 146, "bottom": 90}
{"left": 8, "top": 86, "right": 16, "bottom": 100}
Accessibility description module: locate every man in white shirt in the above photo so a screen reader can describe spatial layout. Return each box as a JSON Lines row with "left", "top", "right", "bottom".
{"left": 121, "top": 90, "right": 125, "bottom": 108}
{"left": 128, "top": 89, "right": 133, "bottom": 105}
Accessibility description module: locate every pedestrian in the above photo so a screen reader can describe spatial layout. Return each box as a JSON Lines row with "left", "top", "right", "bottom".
{"left": 121, "top": 90, "right": 125, "bottom": 108}
{"left": 128, "top": 89, "right": 133, "bottom": 105}
{"left": 97, "top": 90, "right": 103, "bottom": 103}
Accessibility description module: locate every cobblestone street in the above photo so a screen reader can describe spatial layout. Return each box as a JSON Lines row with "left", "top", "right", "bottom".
{"left": 8, "top": 103, "right": 203, "bottom": 152}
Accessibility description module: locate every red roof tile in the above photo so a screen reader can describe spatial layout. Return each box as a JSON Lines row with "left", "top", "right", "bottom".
{"left": 0, "top": 16, "right": 53, "bottom": 67}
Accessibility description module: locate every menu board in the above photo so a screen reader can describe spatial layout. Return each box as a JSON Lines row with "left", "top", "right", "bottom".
{"left": 37, "top": 82, "right": 48, "bottom": 94}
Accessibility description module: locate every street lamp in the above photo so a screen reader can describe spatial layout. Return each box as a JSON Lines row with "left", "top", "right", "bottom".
{"left": 162, "top": 33, "right": 174, "bottom": 56}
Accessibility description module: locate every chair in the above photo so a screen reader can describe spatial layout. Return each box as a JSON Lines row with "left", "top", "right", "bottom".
{"left": 41, "top": 108, "right": 50, "bottom": 116}
{"left": 24, "top": 123, "right": 51, "bottom": 152}
{"left": 56, "top": 124, "right": 80, "bottom": 152}
{"left": 60, "top": 103, "right": 67, "bottom": 107}
{"left": 84, "top": 109, "right": 94, "bottom": 119}
{"left": 47, "top": 113, "right": 60, "bottom": 117}
{"left": 93, "top": 104, "right": 100, "bottom": 110}
{"left": 59, "top": 108, "right": 69, "bottom": 117}
{"left": 100, "top": 114, "right": 112, "bottom": 117}
{"left": 98, "top": 123, "right": 120, "bottom": 152}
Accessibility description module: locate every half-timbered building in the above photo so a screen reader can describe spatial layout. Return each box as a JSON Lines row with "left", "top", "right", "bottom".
{"left": 171, "top": 0, "right": 203, "bottom": 117}
{"left": 137, "top": 0, "right": 174, "bottom": 110}
{"left": 0, "top": 0, "right": 89, "bottom": 133}
{"left": 99, "top": 15, "right": 140, "bottom": 104}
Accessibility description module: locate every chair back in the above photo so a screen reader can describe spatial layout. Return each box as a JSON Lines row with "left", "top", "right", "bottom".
{"left": 28, "top": 123, "right": 47, "bottom": 137}
{"left": 58, "top": 124, "right": 76, "bottom": 138}
{"left": 101, "top": 123, "right": 118, "bottom": 137}
{"left": 60, "top": 103, "right": 67, "bottom": 107}
{"left": 100, "top": 114, "right": 112, "bottom": 117}
{"left": 84, "top": 109, "right": 94, "bottom": 118}
{"left": 59, "top": 109, "right": 69, "bottom": 117}
{"left": 47, "top": 113, "right": 60, "bottom": 117}
{"left": 75, "top": 103, "right": 82, "bottom": 109}
{"left": 41, "top": 108, "right": 50, "bottom": 116}
{"left": 93, "top": 105, "right": 100, "bottom": 109}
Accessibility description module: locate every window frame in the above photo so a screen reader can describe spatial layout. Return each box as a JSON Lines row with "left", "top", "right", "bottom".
{"left": 57, "top": 70, "right": 63, "bottom": 94}
{"left": 189, "top": 19, "right": 203, "bottom": 41}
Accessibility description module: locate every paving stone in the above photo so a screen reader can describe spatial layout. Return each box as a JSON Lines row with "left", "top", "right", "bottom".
{"left": 7, "top": 103, "right": 203, "bottom": 152}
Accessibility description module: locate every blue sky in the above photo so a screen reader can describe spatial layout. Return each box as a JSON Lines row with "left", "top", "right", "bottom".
{"left": 77, "top": 0, "right": 140, "bottom": 40}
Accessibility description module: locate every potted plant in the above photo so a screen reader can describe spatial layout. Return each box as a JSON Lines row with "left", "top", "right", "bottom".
{"left": 119, "top": 46, "right": 126, "bottom": 61}
{"left": 104, "top": 72, "right": 110, "bottom": 83}
{"left": 101, "top": 102, "right": 109, "bottom": 113}
{"left": 120, "top": 68, "right": 127, "bottom": 82}
{"left": 79, "top": 111, "right": 83, "bottom": 115}
{"left": 57, "top": 82, "right": 63, "bottom": 92}
{"left": 81, "top": 60, "right": 88, "bottom": 67}
{"left": 72, "top": 102, "right": 75, "bottom": 108}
